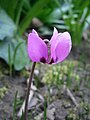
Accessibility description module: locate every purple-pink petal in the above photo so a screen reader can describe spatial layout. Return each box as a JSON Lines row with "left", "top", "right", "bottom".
{"left": 50, "top": 27, "right": 58, "bottom": 45}
{"left": 50, "top": 28, "right": 60, "bottom": 62}
{"left": 27, "top": 30, "right": 48, "bottom": 62}
{"left": 54, "top": 32, "right": 72, "bottom": 63}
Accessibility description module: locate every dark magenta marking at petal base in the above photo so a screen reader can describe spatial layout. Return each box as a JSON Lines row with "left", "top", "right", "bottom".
{"left": 49, "top": 58, "right": 54, "bottom": 64}
{"left": 40, "top": 57, "right": 46, "bottom": 63}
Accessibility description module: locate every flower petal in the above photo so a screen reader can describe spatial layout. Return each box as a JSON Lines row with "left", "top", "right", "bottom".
{"left": 50, "top": 27, "right": 58, "bottom": 45}
{"left": 32, "top": 29, "right": 39, "bottom": 36}
{"left": 27, "top": 30, "right": 48, "bottom": 62}
{"left": 50, "top": 28, "right": 62, "bottom": 63}
{"left": 50, "top": 28, "right": 59, "bottom": 63}
{"left": 54, "top": 32, "right": 72, "bottom": 63}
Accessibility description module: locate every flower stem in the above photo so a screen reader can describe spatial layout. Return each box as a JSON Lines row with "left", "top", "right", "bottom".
{"left": 24, "top": 62, "right": 36, "bottom": 120}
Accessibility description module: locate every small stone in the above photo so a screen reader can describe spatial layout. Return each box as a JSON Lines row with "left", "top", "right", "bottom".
{"left": 34, "top": 69, "right": 39, "bottom": 75}
{"left": 63, "top": 101, "right": 71, "bottom": 108}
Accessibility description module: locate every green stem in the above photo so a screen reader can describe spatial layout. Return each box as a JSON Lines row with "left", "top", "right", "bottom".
{"left": 44, "top": 97, "right": 47, "bottom": 120}
{"left": 8, "top": 44, "right": 12, "bottom": 77}
{"left": 24, "top": 62, "right": 36, "bottom": 120}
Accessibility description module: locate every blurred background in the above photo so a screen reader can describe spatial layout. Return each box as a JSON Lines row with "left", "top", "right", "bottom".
{"left": 0, "top": 0, "right": 90, "bottom": 71}
{"left": 0, "top": 0, "right": 90, "bottom": 120}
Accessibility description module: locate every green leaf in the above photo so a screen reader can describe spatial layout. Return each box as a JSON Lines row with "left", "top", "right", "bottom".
{"left": 0, "top": 0, "right": 19, "bottom": 19}
{"left": 0, "top": 37, "right": 15, "bottom": 63}
{"left": 13, "top": 91, "right": 18, "bottom": 120}
{"left": 45, "top": 8, "right": 61, "bottom": 23}
{"left": 13, "top": 37, "right": 29, "bottom": 71}
{"left": 0, "top": 9, "right": 17, "bottom": 40}
{"left": 19, "top": 0, "right": 50, "bottom": 34}
{"left": 0, "top": 36, "right": 29, "bottom": 71}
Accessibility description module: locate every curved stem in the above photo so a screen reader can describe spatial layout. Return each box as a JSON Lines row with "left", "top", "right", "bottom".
{"left": 24, "top": 62, "right": 36, "bottom": 120}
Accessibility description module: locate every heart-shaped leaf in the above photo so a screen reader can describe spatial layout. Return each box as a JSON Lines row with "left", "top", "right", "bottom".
{"left": 13, "top": 37, "right": 29, "bottom": 71}
{"left": 0, "top": 9, "right": 17, "bottom": 40}
{"left": 0, "top": 36, "right": 29, "bottom": 70}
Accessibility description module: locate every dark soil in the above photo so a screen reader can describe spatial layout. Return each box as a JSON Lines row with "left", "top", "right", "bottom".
{"left": 0, "top": 76, "right": 26, "bottom": 120}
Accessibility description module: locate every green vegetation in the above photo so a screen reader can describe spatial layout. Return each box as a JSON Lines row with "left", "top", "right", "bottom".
{"left": 0, "top": 0, "right": 90, "bottom": 71}
{"left": 42, "top": 61, "right": 80, "bottom": 88}
{"left": 0, "top": 0, "right": 90, "bottom": 119}
{"left": 0, "top": 87, "right": 8, "bottom": 101}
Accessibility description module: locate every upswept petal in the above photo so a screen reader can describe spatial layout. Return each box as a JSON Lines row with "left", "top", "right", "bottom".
{"left": 54, "top": 32, "right": 72, "bottom": 63}
{"left": 50, "top": 27, "right": 58, "bottom": 45}
{"left": 32, "top": 29, "right": 39, "bottom": 36}
{"left": 50, "top": 28, "right": 60, "bottom": 63}
{"left": 27, "top": 30, "right": 48, "bottom": 62}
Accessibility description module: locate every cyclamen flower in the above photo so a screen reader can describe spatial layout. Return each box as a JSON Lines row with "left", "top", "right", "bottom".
{"left": 28, "top": 28, "right": 72, "bottom": 64}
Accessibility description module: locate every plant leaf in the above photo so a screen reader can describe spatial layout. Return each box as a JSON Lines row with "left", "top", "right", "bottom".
{"left": 14, "top": 37, "right": 29, "bottom": 71}
{"left": 19, "top": 0, "right": 50, "bottom": 34}
{"left": 0, "top": 37, "right": 15, "bottom": 63}
{"left": 0, "top": 36, "right": 29, "bottom": 70}
{"left": 0, "top": 9, "right": 17, "bottom": 40}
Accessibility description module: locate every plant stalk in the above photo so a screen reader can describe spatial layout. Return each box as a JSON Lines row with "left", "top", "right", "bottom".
{"left": 24, "top": 62, "right": 36, "bottom": 120}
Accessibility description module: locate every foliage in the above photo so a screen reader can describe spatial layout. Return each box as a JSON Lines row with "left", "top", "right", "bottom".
{"left": 0, "top": 36, "right": 29, "bottom": 71}
{"left": 13, "top": 91, "right": 18, "bottom": 120}
{"left": 42, "top": 61, "right": 80, "bottom": 88}
{"left": 0, "top": 9, "right": 29, "bottom": 71}
{"left": 0, "top": 9, "right": 16, "bottom": 40}
{"left": 12, "top": 91, "right": 24, "bottom": 120}
{"left": 0, "top": 0, "right": 56, "bottom": 71}
{"left": 0, "top": 0, "right": 54, "bottom": 34}
{"left": 44, "top": 98, "right": 47, "bottom": 120}
{"left": 18, "top": 0, "right": 53, "bottom": 34}
{"left": 0, "top": 0, "right": 19, "bottom": 20}
{"left": 39, "top": 0, "right": 90, "bottom": 45}
{"left": 0, "top": 87, "right": 8, "bottom": 101}
{"left": 0, "top": 0, "right": 90, "bottom": 71}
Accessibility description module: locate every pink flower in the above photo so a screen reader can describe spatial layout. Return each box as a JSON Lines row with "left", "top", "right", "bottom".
{"left": 27, "top": 28, "right": 72, "bottom": 64}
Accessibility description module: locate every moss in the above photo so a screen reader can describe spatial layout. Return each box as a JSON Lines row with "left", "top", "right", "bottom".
{"left": 42, "top": 60, "right": 80, "bottom": 88}
{"left": 0, "top": 87, "right": 8, "bottom": 101}
{"left": 67, "top": 112, "right": 77, "bottom": 120}
{"left": 20, "top": 69, "right": 30, "bottom": 78}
